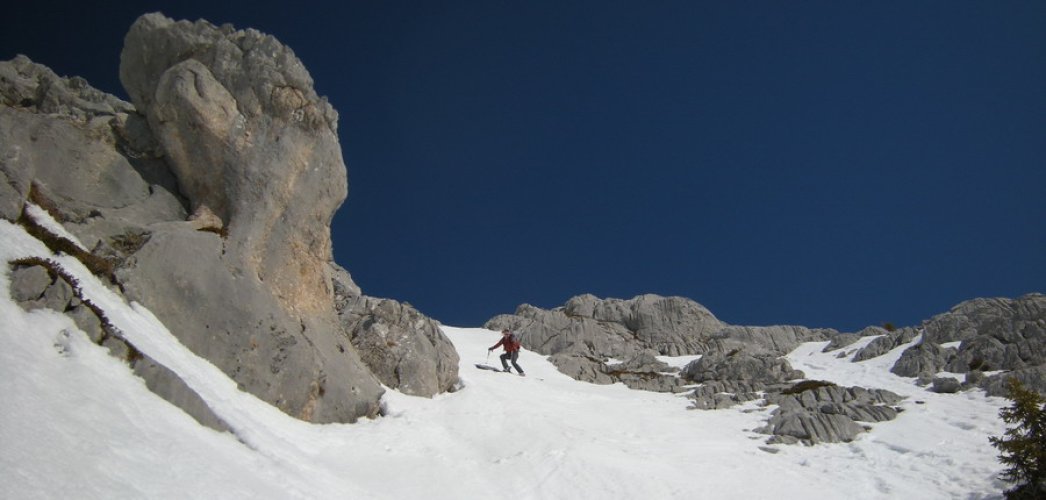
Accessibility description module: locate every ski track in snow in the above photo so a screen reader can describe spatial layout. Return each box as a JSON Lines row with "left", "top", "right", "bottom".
{"left": 0, "top": 220, "right": 1011, "bottom": 499}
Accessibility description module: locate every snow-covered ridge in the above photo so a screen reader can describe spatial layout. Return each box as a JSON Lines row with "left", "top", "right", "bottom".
{"left": 0, "top": 220, "right": 1010, "bottom": 498}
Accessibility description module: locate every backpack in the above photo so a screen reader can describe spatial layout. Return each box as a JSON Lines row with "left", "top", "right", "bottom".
{"left": 507, "top": 334, "right": 522, "bottom": 351}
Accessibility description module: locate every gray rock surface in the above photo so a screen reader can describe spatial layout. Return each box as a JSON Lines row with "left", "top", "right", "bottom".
{"left": 10, "top": 264, "right": 52, "bottom": 303}
{"left": 758, "top": 384, "right": 903, "bottom": 445}
{"left": 114, "top": 12, "right": 386, "bottom": 423}
{"left": 981, "top": 366, "right": 1046, "bottom": 398}
{"left": 931, "top": 377, "right": 961, "bottom": 394}
{"left": 891, "top": 342, "right": 958, "bottom": 378}
{"left": 487, "top": 294, "right": 727, "bottom": 358}
{"left": 563, "top": 294, "right": 724, "bottom": 355}
{"left": 333, "top": 263, "right": 459, "bottom": 397}
{"left": 852, "top": 327, "right": 919, "bottom": 361}
{"left": 120, "top": 13, "right": 345, "bottom": 315}
{"left": 0, "top": 54, "right": 133, "bottom": 120}
{"left": 889, "top": 294, "right": 1046, "bottom": 395}
{"left": 687, "top": 380, "right": 765, "bottom": 410}
{"left": 548, "top": 353, "right": 616, "bottom": 385}
{"left": 117, "top": 226, "right": 382, "bottom": 422}
{"left": 606, "top": 350, "right": 687, "bottom": 393}
{"left": 681, "top": 349, "right": 804, "bottom": 387}
{"left": 821, "top": 332, "right": 863, "bottom": 353}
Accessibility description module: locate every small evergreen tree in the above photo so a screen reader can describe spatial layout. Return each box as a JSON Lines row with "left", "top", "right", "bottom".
{"left": 989, "top": 378, "right": 1046, "bottom": 499}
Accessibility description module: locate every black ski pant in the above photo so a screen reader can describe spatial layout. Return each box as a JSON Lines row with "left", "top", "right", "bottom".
{"left": 500, "top": 351, "right": 523, "bottom": 374}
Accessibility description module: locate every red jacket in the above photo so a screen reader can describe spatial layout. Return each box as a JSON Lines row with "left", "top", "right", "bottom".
{"left": 491, "top": 333, "right": 521, "bottom": 352}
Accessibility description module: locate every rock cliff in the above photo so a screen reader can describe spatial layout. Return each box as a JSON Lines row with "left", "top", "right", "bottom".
{"left": 1, "top": 13, "right": 458, "bottom": 427}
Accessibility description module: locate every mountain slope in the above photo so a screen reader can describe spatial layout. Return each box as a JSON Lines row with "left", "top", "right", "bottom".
{"left": 0, "top": 220, "right": 1010, "bottom": 499}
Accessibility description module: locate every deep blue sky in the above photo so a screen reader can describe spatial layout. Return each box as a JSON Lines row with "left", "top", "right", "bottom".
{"left": 4, "top": 1, "right": 1044, "bottom": 331}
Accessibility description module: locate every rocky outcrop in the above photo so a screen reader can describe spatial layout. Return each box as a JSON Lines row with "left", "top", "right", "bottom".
{"left": 888, "top": 295, "right": 1046, "bottom": 394}
{"left": 758, "top": 384, "right": 903, "bottom": 445}
{"left": 332, "top": 264, "right": 459, "bottom": 397}
{"left": 1, "top": 12, "right": 458, "bottom": 426}
{"left": 891, "top": 342, "right": 959, "bottom": 378}
{"left": 547, "top": 353, "right": 616, "bottom": 385}
{"left": 486, "top": 293, "right": 833, "bottom": 392}
{"left": 686, "top": 380, "right": 766, "bottom": 410}
{"left": 605, "top": 350, "right": 687, "bottom": 393}
{"left": 851, "top": 327, "right": 919, "bottom": 361}
{"left": 681, "top": 349, "right": 804, "bottom": 387}
{"left": 980, "top": 365, "right": 1046, "bottom": 398}
{"left": 486, "top": 294, "right": 726, "bottom": 359}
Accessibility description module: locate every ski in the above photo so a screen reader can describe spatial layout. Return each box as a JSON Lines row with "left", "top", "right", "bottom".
{"left": 475, "top": 364, "right": 527, "bottom": 377}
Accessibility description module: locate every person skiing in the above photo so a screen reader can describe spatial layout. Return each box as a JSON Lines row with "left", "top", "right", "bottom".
{"left": 489, "top": 329, "right": 525, "bottom": 376}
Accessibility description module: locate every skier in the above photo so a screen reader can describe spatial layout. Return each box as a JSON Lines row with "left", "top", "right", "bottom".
{"left": 489, "top": 329, "right": 525, "bottom": 376}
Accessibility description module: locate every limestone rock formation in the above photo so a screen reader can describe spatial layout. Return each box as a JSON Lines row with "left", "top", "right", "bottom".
{"left": 1, "top": 12, "right": 459, "bottom": 426}
{"left": 112, "top": 13, "right": 385, "bottom": 423}
{"left": 120, "top": 13, "right": 344, "bottom": 315}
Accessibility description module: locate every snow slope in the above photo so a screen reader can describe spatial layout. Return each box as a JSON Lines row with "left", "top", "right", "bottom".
{"left": 0, "top": 219, "right": 1010, "bottom": 499}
